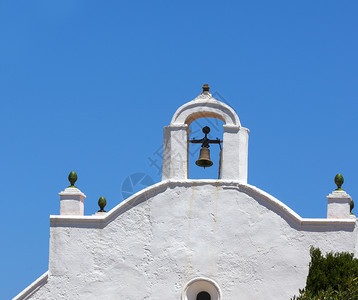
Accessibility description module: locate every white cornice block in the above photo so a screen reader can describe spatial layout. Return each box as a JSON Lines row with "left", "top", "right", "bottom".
{"left": 59, "top": 187, "right": 86, "bottom": 215}
{"left": 327, "top": 190, "right": 352, "bottom": 219}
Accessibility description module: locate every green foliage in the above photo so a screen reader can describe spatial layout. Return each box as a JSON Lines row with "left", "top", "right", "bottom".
{"left": 293, "top": 278, "right": 358, "bottom": 300}
{"left": 292, "top": 247, "right": 358, "bottom": 300}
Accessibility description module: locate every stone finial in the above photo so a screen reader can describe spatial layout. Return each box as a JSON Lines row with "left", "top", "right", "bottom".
{"left": 335, "top": 173, "right": 344, "bottom": 190}
{"left": 202, "top": 84, "right": 210, "bottom": 93}
{"left": 98, "top": 196, "right": 107, "bottom": 212}
{"left": 327, "top": 175, "right": 352, "bottom": 219}
{"left": 68, "top": 171, "right": 78, "bottom": 188}
{"left": 59, "top": 172, "right": 86, "bottom": 215}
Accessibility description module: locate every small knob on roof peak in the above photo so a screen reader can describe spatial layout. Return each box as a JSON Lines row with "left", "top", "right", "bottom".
{"left": 68, "top": 171, "right": 78, "bottom": 188}
{"left": 202, "top": 84, "right": 210, "bottom": 93}
{"left": 334, "top": 173, "right": 344, "bottom": 190}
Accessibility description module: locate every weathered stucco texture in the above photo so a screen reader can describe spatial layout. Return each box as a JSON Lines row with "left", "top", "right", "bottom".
{"left": 19, "top": 180, "right": 357, "bottom": 300}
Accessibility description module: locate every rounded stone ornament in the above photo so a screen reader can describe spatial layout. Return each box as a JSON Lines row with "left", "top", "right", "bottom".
{"left": 98, "top": 196, "right": 107, "bottom": 212}
{"left": 334, "top": 173, "right": 344, "bottom": 190}
{"left": 68, "top": 171, "right": 78, "bottom": 188}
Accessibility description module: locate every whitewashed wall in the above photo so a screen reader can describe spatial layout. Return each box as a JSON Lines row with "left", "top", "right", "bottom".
{"left": 15, "top": 180, "right": 357, "bottom": 300}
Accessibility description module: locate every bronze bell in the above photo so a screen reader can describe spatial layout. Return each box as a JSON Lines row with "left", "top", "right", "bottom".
{"left": 195, "top": 147, "right": 213, "bottom": 168}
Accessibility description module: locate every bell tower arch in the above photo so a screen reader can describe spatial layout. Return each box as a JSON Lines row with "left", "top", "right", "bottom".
{"left": 162, "top": 85, "right": 249, "bottom": 183}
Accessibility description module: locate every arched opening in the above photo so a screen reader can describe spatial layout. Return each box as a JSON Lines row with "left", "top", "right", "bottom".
{"left": 182, "top": 277, "right": 221, "bottom": 300}
{"left": 188, "top": 117, "right": 224, "bottom": 179}
{"left": 164, "top": 90, "right": 248, "bottom": 182}
{"left": 196, "top": 291, "right": 211, "bottom": 300}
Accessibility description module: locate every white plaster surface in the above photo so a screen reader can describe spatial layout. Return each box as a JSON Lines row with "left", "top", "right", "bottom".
{"left": 15, "top": 180, "right": 357, "bottom": 300}
{"left": 327, "top": 190, "right": 352, "bottom": 219}
{"left": 221, "top": 125, "right": 249, "bottom": 183}
{"left": 170, "top": 92, "right": 241, "bottom": 127}
{"left": 59, "top": 187, "right": 86, "bottom": 216}
{"left": 162, "top": 125, "right": 189, "bottom": 180}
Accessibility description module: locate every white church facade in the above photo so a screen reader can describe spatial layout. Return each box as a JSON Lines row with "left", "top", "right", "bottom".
{"left": 14, "top": 86, "right": 356, "bottom": 299}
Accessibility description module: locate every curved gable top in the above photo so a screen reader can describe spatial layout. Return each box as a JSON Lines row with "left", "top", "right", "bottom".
{"left": 170, "top": 92, "right": 241, "bottom": 126}
{"left": 50, "top": 180, "right": 355, "bottom": 230}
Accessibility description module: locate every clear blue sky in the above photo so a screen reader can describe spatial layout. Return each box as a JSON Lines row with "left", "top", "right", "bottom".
{"left": 1, "top": 1, "right": 357, "bottom": 298}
